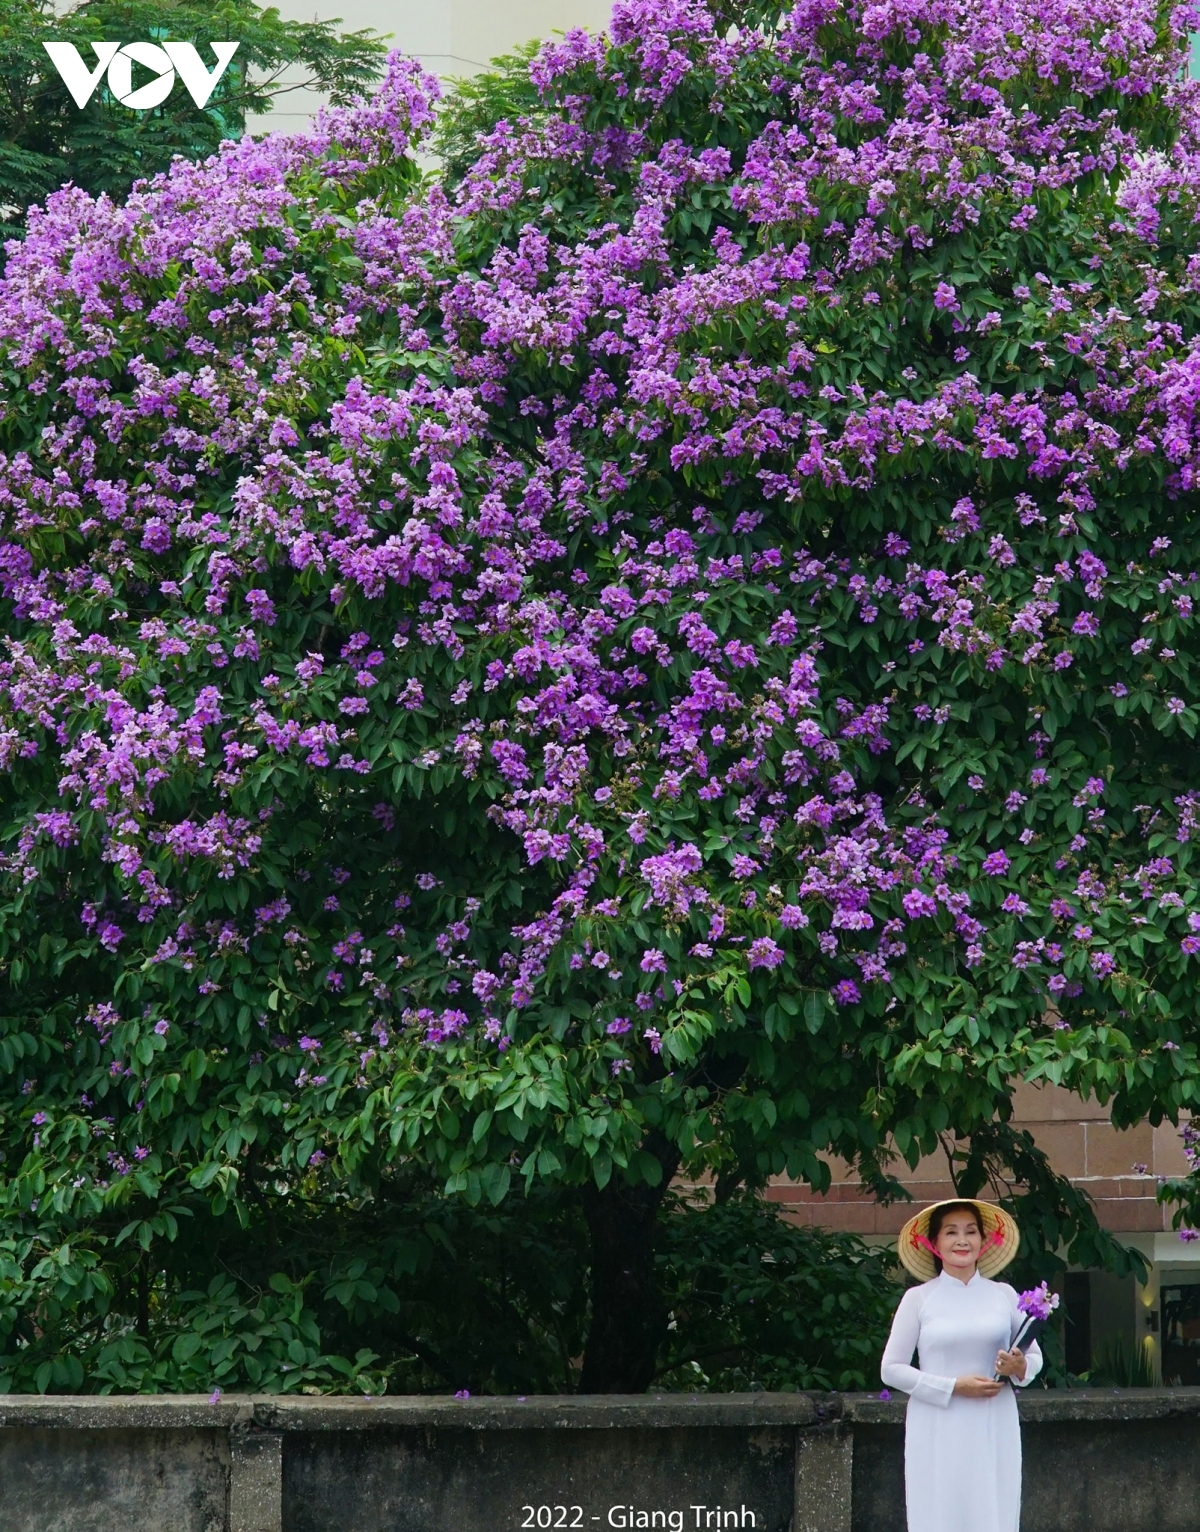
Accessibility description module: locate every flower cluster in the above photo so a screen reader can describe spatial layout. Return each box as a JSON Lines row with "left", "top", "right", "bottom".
{"left": 1017, "top": 1282, "right": 1061, "bottom": 1324}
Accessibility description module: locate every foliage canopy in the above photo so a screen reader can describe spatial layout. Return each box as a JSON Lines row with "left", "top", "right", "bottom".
{"left": 0, "top": 0, "right": 1198, "bottom": 1389}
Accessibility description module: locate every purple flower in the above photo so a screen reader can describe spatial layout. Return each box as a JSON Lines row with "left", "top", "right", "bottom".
{"left": 902, "top": 890, "right": 938, "bottom": 920}
{"left": 831, "top": 980, "right": 860, "bottom": 1006}
{"left": 245, "top": 588, "right": 277, "bottom": 626}
{"left": 1180, "top": 1229, "right": 1200, "bottom": 1243}
{"left": 981, "top": 850, "right": 1011, "bottom": 876}
{"left": 640, "top": 949, "right": 668, "bottom": 974}
{"left": 879, "top": 1389, "right": 891, "bottom": 1400}
{"left": 1017, "top": 1282, "right": 1060, "bottom": 1322}
{"left": 747, "top": 937, "right": 785, "bottom": 970}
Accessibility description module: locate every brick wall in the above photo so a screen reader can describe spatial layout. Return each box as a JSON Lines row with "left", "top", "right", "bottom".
{"left": 767, "top": 1083, "right": 1191, "bottom": 1237}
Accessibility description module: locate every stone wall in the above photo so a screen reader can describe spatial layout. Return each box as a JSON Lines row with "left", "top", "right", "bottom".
{"left": 0, "top": 1389, "right": 1196, "bottom": 1532}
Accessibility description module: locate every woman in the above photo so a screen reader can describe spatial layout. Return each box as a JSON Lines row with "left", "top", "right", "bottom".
{"left": 881, "top": 1199, "right": 1042, "bottom": 1532}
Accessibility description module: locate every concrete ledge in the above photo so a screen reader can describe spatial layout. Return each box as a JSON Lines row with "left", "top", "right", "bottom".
{"left": 0, "top": 1396, "right": 242, "bottom": 1430}
{"left": 842, "top": 1386, "right": 1200, "bottom": 1425}
{"left": 5, "top": 1386, "right": 1200, "bottom": 1431}
{"left": 0, "top": 1391, "right": 820, "bottom": 1431}
{"left": 0, "top": 1389, "right": 1197, "bottom": 1532}
{"left": 257, "top": 1391, "right": 822, "bottom": 1432}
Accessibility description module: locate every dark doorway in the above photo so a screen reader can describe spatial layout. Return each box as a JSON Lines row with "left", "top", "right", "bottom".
{"left": 1064, "top": 1271, "right": 1091, "bottom": 1375}
{"left": 1162, "top": 1281, "right": 1200, "bottom": 1385}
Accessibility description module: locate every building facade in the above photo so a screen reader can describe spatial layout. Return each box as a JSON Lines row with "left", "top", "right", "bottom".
{"left": 251, "top": 0, "right": 613, "bottom": 135}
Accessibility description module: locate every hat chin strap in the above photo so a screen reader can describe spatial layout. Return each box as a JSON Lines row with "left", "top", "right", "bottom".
{"left": 912, "top": 1226, "right": 1003, "bottom": 1257}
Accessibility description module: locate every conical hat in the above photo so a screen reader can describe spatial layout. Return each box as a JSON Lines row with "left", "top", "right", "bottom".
{"left": 897, "top": 1198, "right": 1020, "bottom": 1283}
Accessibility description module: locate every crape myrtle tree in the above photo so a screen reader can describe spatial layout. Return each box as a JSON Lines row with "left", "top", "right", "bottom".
{"left": 0, "top": 0, "right": 1199, "bottom": 1393}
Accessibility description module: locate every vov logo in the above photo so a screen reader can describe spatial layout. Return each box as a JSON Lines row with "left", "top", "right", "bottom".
{"left": 43, "top": 41, "right": 240, "bottom": 111}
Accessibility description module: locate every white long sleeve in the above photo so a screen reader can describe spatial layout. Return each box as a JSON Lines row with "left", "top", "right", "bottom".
{"left": 1011, "top": 1338, "right": 1043, "bottom": 1386}
{"left": 881, "top": 1286, "right": 956, "bottom": 1408}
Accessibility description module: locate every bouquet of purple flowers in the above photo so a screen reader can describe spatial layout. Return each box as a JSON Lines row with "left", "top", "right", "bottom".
{"left": 993, "top": 1282, "right": 1060, "bottom": 1381}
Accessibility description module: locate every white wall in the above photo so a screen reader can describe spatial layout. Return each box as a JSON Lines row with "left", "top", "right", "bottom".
{"left": 251, "top": 0, "right": 613, "bottom": 135}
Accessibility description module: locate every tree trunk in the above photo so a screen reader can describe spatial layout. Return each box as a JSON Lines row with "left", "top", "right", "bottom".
{"left": 579, "top": 1144, "right": 679, "bottom": 1393}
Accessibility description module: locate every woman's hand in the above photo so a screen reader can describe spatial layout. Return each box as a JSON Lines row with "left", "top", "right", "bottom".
{"left": 995, "top": 1346, "right": 1027, "bottom": 1382}
{"left": 953, "top": 1374, "right": 1004, "bottom": 1398}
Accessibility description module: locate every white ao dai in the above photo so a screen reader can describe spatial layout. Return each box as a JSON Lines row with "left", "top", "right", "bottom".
{"left": 880, "top": 1271, "right": 1042, "bottom": 1532}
